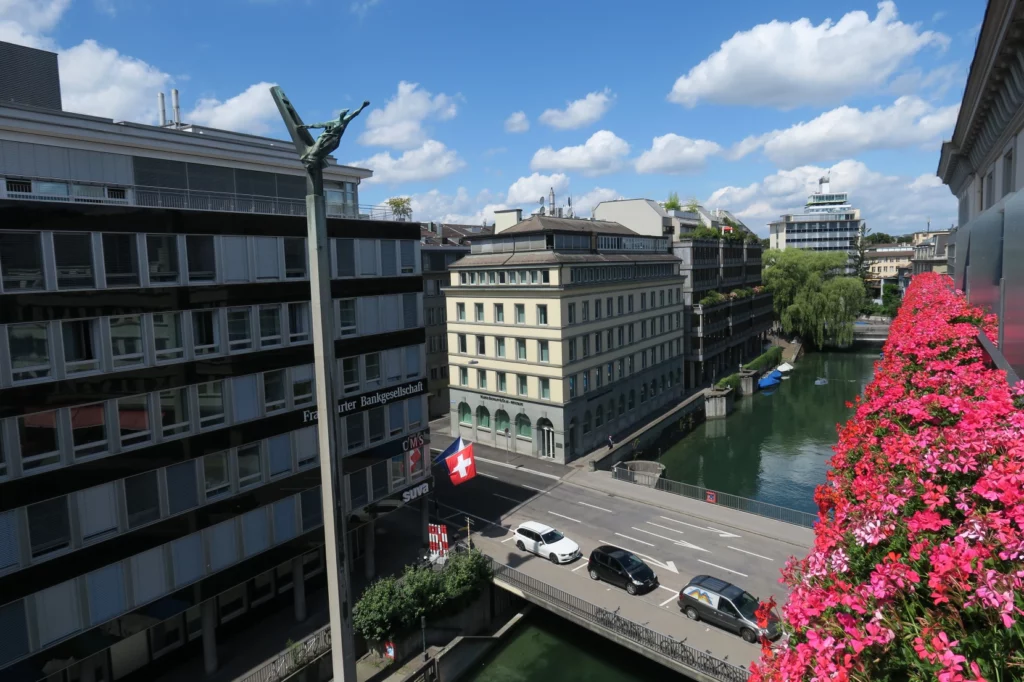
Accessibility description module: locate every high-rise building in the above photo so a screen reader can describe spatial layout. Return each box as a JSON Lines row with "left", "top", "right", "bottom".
{"left": 0, "top": 42, "right": 431, "bottom": 682}
{"left": 768, "top": 177, "right": 865, "bottom": 263}
{"left": 445, "top": 215, "right": 687, "bottom": 463}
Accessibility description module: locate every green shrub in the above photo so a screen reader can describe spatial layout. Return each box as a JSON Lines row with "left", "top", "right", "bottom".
{"left": 715, "top": 373, "right": 740, "bottom": 391}
{"left": 352, "top": 576, "right": 407, "bottom": 642}
{"left": 698, "top": 290, "right": 727, "bottom": 306}
{"left": 731, "top": 288, "right": 752, "bottom": 299}
{"left": 742, "top": 346, "right": 783, "bottom": 373}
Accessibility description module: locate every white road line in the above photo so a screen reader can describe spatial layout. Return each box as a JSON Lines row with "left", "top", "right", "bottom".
{"left": 630, "top": 527, "right": 677, "bottom": 543}
{"left": 522, "top": 484, "right": 546, "bottom": 492}
{"left": 659, "top": 516, "right": 707, "bottom": 531}
{"left": 548, "top": 511, "right": 581, "bottom": 523}
{"left": 492, "top": 493, "right": 524, "bottom": 503}
{"left": 577, "top": 501, "right": 613, "bottom": 513}
{"left": 479, "top": 472, "right": 500, "bottom": 479}
{"left": 501, "top": 536, "right": 516, "bottom": 544}
{"left": 698, "top": 559, "right": 748, "bottom": 578}
{"left": 728, "top": 546, "right": 774, "bottom": 561}
{"left": 646, "top": 521, "right": 685, "bottom": 534}
{"left": 474, "top": 455, "right": 562, "bottom": 480}
{"left": 614, "top": 532, "right": 655, "bottom": 547}
{"left": 658, "top": 585, "right": 678, "bottom": 594}
{"left": 659, "top": 594, "right": 679, "bottom": 607}
{"left": 572, "top": 563, "right": 588, "bottom": 572}
{"left": 436, "top": 503, "right": 500, "bottom": 529}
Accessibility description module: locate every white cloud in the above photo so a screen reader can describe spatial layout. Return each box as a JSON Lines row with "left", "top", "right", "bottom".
{"left": 538, "top": 89, "right": 614, "bottom": 130}
{"left": 668, "top": 1, "right": 949, "bottom": 109}
{"left": 729, "top": 96, "right": 960, "bottom": 167}
{"left": 359, "top": 81, "right": 457, "bottom": 149}
{"left": 187, "top": 82, "right": 280, "bottom": 135}
{"left": 530, "top": 130, "right": 630, "bottom": 176}
{"left": 352, "top": 140, "right": 465, "bottom": 185}
{"left": 634, "top": 134, "right": 721, "bottom": 174}
{"left": 59, "top": 40, "right": 171, "bottom": 122}
{"left": 504, "top": 111, "right": 529, "bottom": 133}
{"left": 572, "top": 187, "right": 621, "bottom": 217}
{"left": 407, "top": 187, "right": 508, "bottom": 225}
{"left": 706, "top": 159, "right": 956, "bottom": 236}
{"left": 0, "top": 0, "right": 67, "bottom": 47}
{"left": 506, "top": 173, "right": 571, "bottom": 205}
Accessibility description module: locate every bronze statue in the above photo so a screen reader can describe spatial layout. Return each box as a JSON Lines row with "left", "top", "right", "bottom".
{"left": 298, "top": 102, "right": 370, "bottom": 169}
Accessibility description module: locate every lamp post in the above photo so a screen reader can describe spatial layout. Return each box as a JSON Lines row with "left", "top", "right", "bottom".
{"left": 504, "top": 427, "right": 511, "bottom": 465}
{"left": 271, "top": 87, "right": 369, "bottom": 682}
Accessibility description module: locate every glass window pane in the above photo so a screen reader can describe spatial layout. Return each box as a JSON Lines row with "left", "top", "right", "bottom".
{"left": 0, "top": 232, "right": 44, "bottom": 291}
{"left": 268, "top": 434, "right": 292, "bottom": 475}
{"left": 20, "top": 410, "right": 61, "bottom": 470}
{"left": 54, "top": 233, "right": 95, "bottom": 289}
{"left": 204, "top": 452, "right": 230, "bottom": 499}
{"left": 259, "top": 305, "right": 281, "bottom": 347}
{"left": 390, "top": 454, "right": 406, "bottom": 488}
{"left": 232, "top": 375, "right": 259, "bottom": 422}
{"left": 153, "top": 312, "right": 184, "bottom": 361}
{"left": 197, "top": 381, "right": 224, "bottom": 427}
{"left": 227, "top": 308, "right": 252, "bottom": 351}
{"left": 160, "top": 388, "right": 189, "bottom": 437}
{"left": 8, "top": 322, "right": 50, "bottom": 381}
{"left": 166, "top": 461, "right": 198, "bottom": 514}
{"left": 186, "top": 235, "right": 216, "bottom": 282}
{"left": 389, "top": 401, "right": 403, "bottom": 436}
{"left": 118, "top": 394, "right": 150, "bottom": 446}
{"left": 62, "top": 319, "right": 98, "bottom": 374}
{"left": 263, "top": 369, "right": 286, "bottom": 412}
{"left": 301, "top": 489, "right": 322, "bottom": 530}
{"left": 192, "top": 310, "right": 220, "bottom": 355}
{"left": 109, "top": 315, "right": 144, "bottom": 367}
{"left": 284, "top": 238, "right": 306, "bottom": 278}
{"left": 349, "top": 470, "right": 368, "bottom": 509}
{"left": 380, "top": 240, "right": 397, "bottom": 277}
{"left": 70, "top": 402, "right": 107, "bottom": 457}
{"left": 273, "top": 498, "right": 297, "bottom": 542}
{"left": 407, "top": 396, "right": 422, "bottom": 428}
{"left": 371, "top": 461, "right": 388, "bottom": 499}
{"left": 125, "top": 471, "right": 160, "bottom": 528}
{"left": 368, "top": 407, "right": 384, "bottom": 443}
{"left": 102, "top": 234, "right": 139, "bottom": 287}
{"left": 338, "top": 299, "right": 356, "bottom": 336}
{"left": 254, "top": 237, "right": 280, "bottom": 280}
{"left": 147, "top": 235, "right": 179, "bottom": 284}
{"left": 291, "top": 365, "right": 313, "bottom": 404}
{"left": 335, "top": 239, "right": 355, "bottom": 277}
{"left": 237, "top": 444, "right": 262, "bottom": 488}
{"left": 289, "top": 302, "right": 309, "bottom": 343}
{"left": 28, "top": 497, "right": 70, "bottom": 557}
{"left": 346, "top": 413, "right": 364, "bottom": 449}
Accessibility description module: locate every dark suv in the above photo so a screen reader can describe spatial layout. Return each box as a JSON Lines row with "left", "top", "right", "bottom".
{"left": 587, "top": 545, "right": 658, "bottom": 595}
{"left": 678, "top": 575, "right": 780, "bottom": 642}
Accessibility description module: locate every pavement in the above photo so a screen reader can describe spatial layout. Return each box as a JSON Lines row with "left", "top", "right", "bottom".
{"left": 428, "top": 442, "right": 815, "bottom": 670}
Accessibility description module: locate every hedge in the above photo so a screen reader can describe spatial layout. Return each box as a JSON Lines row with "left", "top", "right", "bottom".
{"left": 742, "top": 346, "right": 783, "bottom": 373}
{"left": 715, "top": 373, "right": 740, "bottom": 392}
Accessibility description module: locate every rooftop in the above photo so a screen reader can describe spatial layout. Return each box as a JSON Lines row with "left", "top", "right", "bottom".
{"left": 499, "top": 214, "right": 637, "bottom": 236}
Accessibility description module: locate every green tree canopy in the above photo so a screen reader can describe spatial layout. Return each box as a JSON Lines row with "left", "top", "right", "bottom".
{"left": 664, "top": 191, "right": 681, "bottom": 210}
{"left": 763, "top": 249, "right": 864, "bottom": 348}
{"left": 684, "top": 197, "right": 702, "bottom": 214}
{"left": 864, "top": 232, "right": 895, "bottom": 245}
{"left": 386, "top": 196, "right": 413, "bottom": 221}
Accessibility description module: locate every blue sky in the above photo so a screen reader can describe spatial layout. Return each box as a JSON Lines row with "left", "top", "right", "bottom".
{"left": 1, "top": 0, "right": 986, "bottom": 234}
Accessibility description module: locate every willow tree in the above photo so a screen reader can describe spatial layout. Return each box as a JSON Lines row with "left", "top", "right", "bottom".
{"left": 762, "top": 249, "right": 864, "bottom": 348}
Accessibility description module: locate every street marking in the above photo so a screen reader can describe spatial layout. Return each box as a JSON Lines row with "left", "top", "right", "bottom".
{"left": 659, "top": 585, "right": 677, "bottom": 594}
{"left": 614, "top": 532, "right": 655, "bottom": 547}
{"left": 436, "top": 503, "right": 500, "bottom": 529}
{"left": 548, "top": 511, "right": 581, "bottom": 524}
{"left": 676, "top": 539, "right": 710, "bottom": 553}
{"left": 578, "top": 501, "right": 613, "bottom": 513}
{"left": 479, "top": 472, "right": 500, "bottom": 479}
{"left": 631, "top": 527, "right": 677, "bottom": 543}
{"left": 572, "top": 563, "right": 588, "bottom": 572}
{"left": 659, "top": 516, "right": 742, "bottom": 539}
{"left": 501, "top": 536, "right": 516, "bottom": 544}
{"left": 660, "top": 594, "right": 679, "bottom": 607}
{"left": 698, "top": 559, "right": 748, "bottom": 578}
{"left": 632, "top": 527, "right": 708, "bottom": 553}
{"left": 659, "top": 516, "right": 707, "bottom": 531}
{"left": 646, "top": 521, "right": 685, "bottom": 534}
{"left": 706, "top": 527, "right": 742, "bottom": 539}
{"left": 600, "top": 539, "right": 679, "bottom": 574}
{"left": 474, "top": 455, "right": 562, "bottom": 480}
{"left": 492, "top": 493, "right": 524, "bottom": 503}
{"left": 522, "top": 484, "right": 545, "bottom": 492}
{"left": 728, "top": 546, "right": 774, "bottom": 561}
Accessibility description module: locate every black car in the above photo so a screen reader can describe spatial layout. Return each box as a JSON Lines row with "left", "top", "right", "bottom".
{"left": 678, "top": 575, "right": 780, "bottom": 643}
{"left": 587, "top": 545, "right": 658, "bottom": 595}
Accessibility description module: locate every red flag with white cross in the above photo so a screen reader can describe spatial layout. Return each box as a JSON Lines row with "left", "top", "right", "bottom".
{"left": 445, "top": 442, "right": 477, "bottom": 486}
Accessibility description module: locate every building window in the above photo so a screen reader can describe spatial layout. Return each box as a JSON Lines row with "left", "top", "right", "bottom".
{"left": 28, "top": 497, "right": 70, "bottom": 557}
{"left": 365, "top": 352, "right": 381, "bottom": 386}
{"left": 494, "top": 304, "right": 504, "bottom": 323}
{"left": 497, "top": 337, "right": 505, "bottom": 357}
{"left": 167, "top": 461, "right": 198, "bottom": 514}
{"left": 192, "top": 310, "right": 220, "bottom": 356}
{"left": 54, "top": 233, "right": 95, "bottom": 289}
{"left": 517, "top": 375, "right": 528, "bottom": 396}
{"left": 476, "top": 406, "right": 490, "bottom": 429}
{"left": 458, "top": 402, "right": 472, "bottom": 425}
{"left": 125, "top": 470, "right": 160, "bottom": 528}
{"left": 160, "top": 388, "right": 190, "bottom": 437}
{"left": 368, "top": 407, "right": 385, "bottom": 443}
{"left": 204, "top": 452, "right": 231, "bottom": 499}
{"left": 9, "top": 322, "right": 51, "bottom": 382}
{"left": 1004, "top": 148, "right": 1015, "bottom": 197}
{"left": 458, "top": 334, "right": 467, "bottom": 353}
{"left": 259, "top": 305, "right": 282, "bottom": 347}
{"left": 291, "top": 366, "right": 314, "bottom": 405}
{"left": 154, "top": 312, "right": 184, "bottom": 361}
{"left": 186, "top": 235, "right": 216, "bottom": 282}
{"left": 515, "top": 304, "right": 525, "bottom": 324}
{"left": 582, "top": 302, "right": 589, "bottom": 321}
{"left": 62, "top": 319, "right": 99, "bottom": 374}
{"left": 103, "top": 234, "right": 139, "bottom": 287}
{"left": 346, "top": 413, "right": 365, "bottom": 450}
{"left": 389, "top": 401, "right": 404, "bottom": 436}
{"left": 595, "top": 299, "right": 602, "bottom": 319}
{"left": 567, "top": 303, "right": 575, "bottom": 324}
{"left": 147, "top": 235, "right": 179, "bottom": 284}
{"left": 539, "top": 340, "right": 549, "bottom": 362}
{"left": 475, "top": 303, "right": 484, "bottom": 322}
{"left": 342, "top": 357, "right": 359, "bottom": 393}
{"left": 478, "top": 369, "right": 487, "bottom": 389}
{"left": 0, "top": 232, "right": 44, "bottom": 291}
{"left": 400, "top": 241, "right": 415, "bottom": 274}
{"left": 227, "top": 308, "right": 253, "bottom": 351}
{"left": 595, "top": 333, "right": 602, "bottom": 354}
{"left": 516, "top": 338, "right": 527, "bottom": 360}
{"left": 263, "top": 369, "right": 286, "bottom": 412}
{"left": 289, "top": 302, "right": 310, "bottom": 343}
{"left": 380, "top": 241, "right": 397, "bottom": 277}
{"left": 498, "top": 372, "right": 507, "bottom": 392}
{"left": 985, "top": 170, "right": 995, "bottom": 209}
{"left": 582, "top": 336, "right": 590, "bottom": 357}
{"left": 537, "top": 305, "right": 548, "bottom": 325}
{"left": 457, "top": 303, "right": 465, "bottom": 321}
{"left": 110, "top": 315, "right": 144, "bottom": 367}
{"left": 284, "top": 238, "right": 306, "bottom": 278}
{"left": 197, "top": 381, "right": 225, "bottom": 428}
{"left": 515, "top": 414, "right": 531, "bottom": 440}
{"left": 476, "top": 335, "right": 486, "bottom": 355}
{"left": 459, "top": 367, "right": 468, "bottom": 386}
{"left": 569, "top": 375, "right": 576, "bottom": 398}
{"left": 540, "top": 378, "right": 550, "bottom": 399}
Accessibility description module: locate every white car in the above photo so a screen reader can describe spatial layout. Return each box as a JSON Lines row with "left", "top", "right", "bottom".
{"left": 514, "top": 521, "right": 581, "bottom": 564}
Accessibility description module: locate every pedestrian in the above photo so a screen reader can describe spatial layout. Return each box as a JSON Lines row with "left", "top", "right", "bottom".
{"left": 607, "top": 435, "right": 614, "bottom": 449}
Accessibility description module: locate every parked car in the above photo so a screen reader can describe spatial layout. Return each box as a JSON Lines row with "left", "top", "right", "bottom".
{"left": 513, "top": 521, "right": 581, "bottom": 564}
{"left": 678, "top": 575, "right": 780, "bottom": 643}
{"left": 587, "top": 545, "right": 658, "bottom": 595}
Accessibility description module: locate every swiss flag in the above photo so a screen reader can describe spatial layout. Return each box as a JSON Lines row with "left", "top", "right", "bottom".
{"left": 445, "top": 443, "right": 477, "bottom": 486}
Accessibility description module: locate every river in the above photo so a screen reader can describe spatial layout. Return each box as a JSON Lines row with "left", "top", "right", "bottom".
{"left": 657, "top": 351, "right": 877, "bottom": 514}
{"left": 461, "top": 610, "right": 692, "bottom": 682}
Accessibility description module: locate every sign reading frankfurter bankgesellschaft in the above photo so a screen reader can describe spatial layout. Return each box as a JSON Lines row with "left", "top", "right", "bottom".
{"left": 302, "top": 379, "right": 426, "bottom": 424}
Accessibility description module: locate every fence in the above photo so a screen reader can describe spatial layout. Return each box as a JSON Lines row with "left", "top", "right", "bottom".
{"left": 612, "top": 464, "right": 818, "bottom": 529}
{"left": 237, "top": 624, "right": 332, "bottom": 682}
{"left": 486, "top": 558, "right": 750, "bottom": 682}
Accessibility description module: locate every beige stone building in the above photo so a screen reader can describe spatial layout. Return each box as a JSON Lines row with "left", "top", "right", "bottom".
{"left": 445, "top": 216, "right": 686, "bottom": 463}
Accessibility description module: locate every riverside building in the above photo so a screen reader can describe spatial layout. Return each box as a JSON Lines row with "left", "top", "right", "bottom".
{"left": 768, "top": 176, "right": 865, "bottom": 266}
{"left": 445, "top": 215, "right": 686, "bottom": 464}
{"left": 0, "top": 41, "right": 430, "bottom": 682}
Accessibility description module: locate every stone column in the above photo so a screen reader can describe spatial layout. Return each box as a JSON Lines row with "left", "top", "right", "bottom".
{"left": 201, "top": 599, "right": 218, "bottom": 674}
{"left": 292, "top": 556, "right": 307, "bottom": 622}
{"left": 364, "top": 521, "right": 375, "bottom": 580}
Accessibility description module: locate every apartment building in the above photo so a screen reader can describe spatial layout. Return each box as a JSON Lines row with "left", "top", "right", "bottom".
{"left": 445, "top": 215, "right": 686, "bottom": 464}
{"left": 911, "top": 232, "right": 953, "bottom": 275}
{"left": 0, "top": 42, "right": 430, "bottom": 682}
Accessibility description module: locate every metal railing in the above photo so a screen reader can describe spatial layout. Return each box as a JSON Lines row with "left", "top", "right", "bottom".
{"left": 237, "top": 624, "right": 331, "bottom": 682}
{"left": 613, "top": 465, "right": 818, "bottom": 528}
{"left": 487, "top": 558, "right": 750, "bottom": 682}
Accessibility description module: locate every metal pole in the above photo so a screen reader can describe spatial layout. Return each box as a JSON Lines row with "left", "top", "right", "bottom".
{"left": 421, "top": 615, "right": 427, "bottom": 661}
{"left": 306, "top": 179, "right": 358, "bottom": 682}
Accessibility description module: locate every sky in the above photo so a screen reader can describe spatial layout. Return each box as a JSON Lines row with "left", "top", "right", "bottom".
{"left": 0, "top": 0, "right": 987, "bottom": 235}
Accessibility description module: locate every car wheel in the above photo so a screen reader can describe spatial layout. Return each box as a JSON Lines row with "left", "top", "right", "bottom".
{"left": 626, "top": 582, "right": 637, "bottom": 595}
{"left": 516, "top": 540, "right": 525, "bottom": 551}
{"left": 549, "top": 554, "right": 559, "bottom": 564}
{"left": 589, "top": 568, "right": 600, "bottom": 580}
{"left": 685, "top": 606, "right": 699, "bottom": 621}
{"left": 741, "top": 628, "right": 758, "bottom": 643}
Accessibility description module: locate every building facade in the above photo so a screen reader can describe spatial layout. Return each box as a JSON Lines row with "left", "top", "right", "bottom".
{"left": 768, "top": 177, "right": 865, "bottom": 264}
{"left": 422, "top": 239, "right": 467, "bottom": 419}
{"left": 0, "top": 43, "right": 431, "bottom": 682}
{"left": 445, "top": 216, "right": 686, "bottom": 464}
{"left": 910, "top": 232, "right": 952, "bottom": 275}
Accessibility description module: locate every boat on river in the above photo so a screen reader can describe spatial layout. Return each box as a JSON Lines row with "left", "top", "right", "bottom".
{"left": 777, "top": 362, "right": 794, "bottom": 373}
{"left": 758, "top": 369, "right": 783, "bottom": 390}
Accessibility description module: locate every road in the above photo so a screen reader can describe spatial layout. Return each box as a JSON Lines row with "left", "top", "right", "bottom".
{"left": 430, "top": 457, "right": 804, "bottom": 669}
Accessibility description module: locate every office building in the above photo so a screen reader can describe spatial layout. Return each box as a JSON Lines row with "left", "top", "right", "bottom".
{"left": 0, "top": 42, "right": 430, "bottom": 682}
{"left": 446, "top": 215, "right": 686, "bottom": 463}
{"left": 421, "top": 230, "right": 468, "bottom": 419}
{"left": 768, "top": 176, "right": 865, "bottom": 264}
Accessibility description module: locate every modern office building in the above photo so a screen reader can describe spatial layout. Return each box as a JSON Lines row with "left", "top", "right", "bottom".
{"left": 0, "top": 42, "right": 430, "bottom": 682}
{"left": 421, "top": 231, "right": 468, "bottom": 419}
{"left": 445, "top": 215, "right": 686, "bottom": 463}
{"left": 768, "top": 176, "right": 865, "bottom": 264}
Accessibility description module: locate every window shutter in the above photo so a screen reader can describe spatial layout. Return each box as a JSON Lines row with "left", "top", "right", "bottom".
{"left": 380, "top": 241, "right": 397, "bottom": 276}
{"left": 254, "top": 237, "right": 280, "bottom": 279}
{"left": 268, "top": 434, "right": 292, "bottom": 475}
{"left": 222, "top": 236, "right": 248, "bottom": 281}
{"left": 0, "top": 600, "right": 30, "bottom": 667}
{"left": 381, "top": 295, "right": 400, "bottom": 332}
{"left": 273, "top": 497, "right": 297, "bottom": 543}
{"left": 131, "top": 547, "right": 167, "bottom": 605}
{"left": 232, "top": 375, "right": 259, "bottom": 422}
{"left": 166, "top": 461, "right": 198, "bottom": 515}
{"left": 295, "top": 426, "right": 317, "bottom": 463}
{"left": 405, "top": 345, "right": 421, "bottom": 376}
{"left": 0, "top": 512, "right": 18, "bottom": 570}
{"left": 403, "top": 294, "right": 418, "bottom": 328}
{"left": 170, "top": 533, "right": 204, "bottom": 588}
{"left": 336, "top": 239, "right": 355, "bottom": 277}
{"left": 86, "top": 563, "right": 126, "bottom": 625}
{"left": 358, "top": 297, "right": 379, "bottom": 334}
{"left": 358, "top": 240, "right": 377, "bottom": 275}
{"left": 207, "top": 520, "right": 238, "bottom": 571}
{"left": 242, "top": 509, "right": 269, "bottom": 557}
{"left": 35, "top": 579, "right": 81, "bottom": 645}
{"left": 77, "top": 483, "right": 118, "bottom": 542}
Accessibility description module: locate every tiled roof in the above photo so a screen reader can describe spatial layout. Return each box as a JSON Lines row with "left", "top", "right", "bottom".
{"left": 450, "top": 251, "right": 679, "bottom": 268}
{"left": 499, "top": 215, "right": 637, "bottom": 235}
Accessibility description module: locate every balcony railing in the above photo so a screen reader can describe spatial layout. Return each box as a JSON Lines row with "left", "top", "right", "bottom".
{"left": 1, "top": 176, "right": 396, "bottom": 221}
{"left": 695, "top": 318, "right": 728, "bottom": 336}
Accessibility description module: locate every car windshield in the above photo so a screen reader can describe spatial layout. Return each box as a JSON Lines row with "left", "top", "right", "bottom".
{"left": 619, "top": 553, "right": 645, "bottom": 571}
{"left": 733, "top": 591, "right": 760, "bottom": 620}
{"left": 541, "top": 530, "right": 564, "bottom": 544}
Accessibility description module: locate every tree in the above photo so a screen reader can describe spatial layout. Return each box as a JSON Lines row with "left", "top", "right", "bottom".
{"left": 881, "top": 283, "right": 902, "bottom": 318}
{"left": 684, "top": 197, "right": 701, "bottom": 214}
{"left": 664, "top": 191, "right": 681, "bottom": 210}
{"left": 385, "top": 196, "right": 412, "bottom": 221}
{"left": 864, "top": 232, "right": 896, "bottom": 245}
{"left": 762, "top": 249, "right": 864, "bottom": 348}
{"left": 758, "top": 237, "right": 771, "bottom": 249}
{"left": 850, "top": 225, "right": 871, "bottom": 281}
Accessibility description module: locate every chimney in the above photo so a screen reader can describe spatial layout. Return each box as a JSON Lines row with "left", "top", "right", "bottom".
{"left": 493, "top": 208, "right": 522, "bottom": 233}
{"left": 158, "top": 93, "right": 167, "bottom": 126}
{"left": 548, "top": 187, "right": 555, "bottom": 216}
{"left": 171, "top": 88, "right": 181, "bottom": 127}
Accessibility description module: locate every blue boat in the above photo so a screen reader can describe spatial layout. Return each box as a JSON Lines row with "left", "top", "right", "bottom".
{"left": 758, "top": 369, "right": 783, "bottom": 390}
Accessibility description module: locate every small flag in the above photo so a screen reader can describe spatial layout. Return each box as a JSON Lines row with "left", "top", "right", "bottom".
{"left": 434, "top": 436, "right": 465, "bottom": 465}
{"left": 445, "top": 442, "right": 477, "bottom": 486}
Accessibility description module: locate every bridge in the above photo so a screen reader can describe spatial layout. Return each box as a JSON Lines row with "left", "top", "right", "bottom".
{"left": 852, "top": 317, "right": 891, "bottom": 344}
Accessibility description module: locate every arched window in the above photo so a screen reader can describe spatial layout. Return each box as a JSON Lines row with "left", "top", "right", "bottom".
{"left": 640, "top": 385, "right": 647, "bottom": 403}
{"left": 515, "top": 414, "right": 532, "bottom": 439}
{"left": 628, "top": 390, "right": 635, "bottom": 410}
{"left": 608, "top": 399, "right": 615, "bottom": 422}
{"left": 618, "top": 395, "right": 625, "bottom": 416}
{"left": 476, "top": 406, "right": 491, "bottom": 429}
{"left": 495, "top": 409, "right": 510, "bottom": 434}
{"left": 660, "top": 375, "right": 666, "bottom": 393}
{"left": 583, "top": 411, "right": 592, "bottom": 434}
{"left": 458, "top": 402, "right": 472, "bottom": 425}
{"left": 650, "top": 379, "right": 657, "bottom": 396}
{"left": 595, "top": 405, "right": 603, "bottom": 428}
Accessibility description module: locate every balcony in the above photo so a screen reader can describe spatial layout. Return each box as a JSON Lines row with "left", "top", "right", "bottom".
{"left": 686, "top": 338, "right": 728, "bottom": 361}
{"left": 694, "top": 317, "right": 728, "bottom": 336}
{"left": 2, "top": 176, "right": 397, "bottom": 221}
{"left": 720, "top": 274, "right": 744, "bottom": 287}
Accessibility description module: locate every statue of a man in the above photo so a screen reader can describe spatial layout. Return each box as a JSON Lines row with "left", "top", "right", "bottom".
{"left": 298, "top": 101, "right": 371, "bottom": 169}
